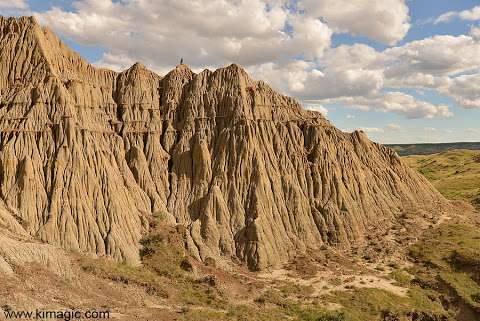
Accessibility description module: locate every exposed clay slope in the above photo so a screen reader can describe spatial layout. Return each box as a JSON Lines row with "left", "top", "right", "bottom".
{"left": 0, "top": 16, "right": 446, "bottom": 270}
{"left": 0, "top": 197, "right": 72, "bottom": 278}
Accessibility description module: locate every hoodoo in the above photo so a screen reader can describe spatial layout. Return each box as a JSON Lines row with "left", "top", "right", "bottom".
{"left": 0, "top": 16, "right": 445, "bottom": 270}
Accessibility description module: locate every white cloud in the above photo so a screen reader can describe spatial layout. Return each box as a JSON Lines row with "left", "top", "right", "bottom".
{"left": 346, "top": 114, "right": 355, "bottom": 119}
{"left": 359, "top": 127, "right": 384, "bottom": 134}
{"left": 358, "top": 123, "right": 402, "bottom": 134}
{"left": 386, "top": 123, "right": 402, "bottom": 131}
{"left": 304, "top": 103, "right": 328, "bottom": 115}
{"left": 325, "top": 92, "right": 453, "bottom": 119}
{"left": 384, "top": 35, "right": 480, "bottom": 80}
{"left": 435, "top": 13, "right": 457, "bottom": 25}
{"left": 296, "top": 43, "right": 385, "bottom": 99}
{"left": 249, "top": 60, "right": 384, "bottom": 100}
{"left": 435, "top": 6, "right": 480, "bottom": 24}
{"left": 251, "top": 32, "right": 480, "bottom": 116}
{"left": 321, "top": 44, "right": 386, "bottom": 70}
{"left": 94, "top": 52, "right": 137, "bottom": 72}
{"left": 299, "top": 68, "right": 384, "bottom": 100}
{"left": 0, "top": 0, "right": 27, "bottom": 9}
{"left": 381, "top": 33, "right": 480, "bottom": 110}
{"left": 299, "top": 0, "right": 410, "bottom": 45}
{"left": 28, "top": 0, "right": 480, "bottom": 120}
{"left": 36, "top": 0, "right": 332, "bottom": 70}
{"left": 471, "top": 26, "right": 480, "bottom": 41}
{"left": 438, "top": 73, "right": 480, "bottom": 109}
{"left": 247, "top": 61, "right": 312, "bottom": 94}
{"left": 466, "top": 128, "right": 480, "bottom": 134}
{"left": 357, "top": 34, "right": 480, "bottom": 111}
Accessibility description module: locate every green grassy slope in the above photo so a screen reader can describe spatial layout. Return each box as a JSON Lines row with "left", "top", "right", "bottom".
{"left": 404, "top": 149, "right": 480, "bottom": 207}
{"left": 409, "top": 223, "right": 480, "bottom": 315}
{"left": 403, "top": 149, "right": 480, "bottom": 319}
{"left": 388, "top": 142, "right": 480, "bottom": 156}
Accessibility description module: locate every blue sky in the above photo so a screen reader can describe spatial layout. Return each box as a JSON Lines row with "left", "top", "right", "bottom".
{"left": 326, "top": 0, "right": 480, "bottom": 143}
{"left": 2, "top": 0, "right": 480, "bottom": 144}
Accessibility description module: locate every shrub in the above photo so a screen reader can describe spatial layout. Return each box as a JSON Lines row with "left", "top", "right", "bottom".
{"left": 152, "top": 211, "right": 168, "bottom": 220}
{"left": 471, "top": 292, "right": 480, "bottom": 304}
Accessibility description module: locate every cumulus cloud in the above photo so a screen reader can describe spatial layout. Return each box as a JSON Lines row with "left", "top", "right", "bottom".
{"left": 247, "top": 60, "right": 313, "bottom": 94}
{"left": 296, "top": 44, "right": 385, "bottom": 99}
{"left": 328, "top": 34, "right": 480, "bottom": 111}
{"left": 304, "top": 103, "right": 328, "bottom": 115}
{"left": 384, "top": 35, "right": 480, "bottom": 80}
{"left": 0, "top": 0, "right": 29, "bottom": 15}
{"left": 386, "top": 123, "right": 402, "bottom": 131}
{"left": 299, "top": 0, "right": 410, "bottom": 45}
{"left": 435, "top": 6, "right": 480, "bottom": 24}
{"left": 36, "top": 0, "right": 331, "bottom": 70}
{"left": 94, "top": 52, "right": 137, "bottom": 72}
{"left": 466, "top": 128, "right": 480, "bottom": 134}
{"left": 359, "top": 127, "right": 384, "bottom": 134}
{"left": 27, "top": 0, "right": 480, "bottom": 120}
{"left": 249, "top": 59, "right": 384, "bottom": 100}
{"left": 324, "top": 92, "right": 453, "bottom": 119}
{"left": 0, "top": 0, "right": 27, "bottom": 9}
{"left": 299, "top": 68, "right": 384, "bottom": 100}
{"left": 355, "top": 123, "right": 405, "bottom": 142}
{"left": 471, "top": 26, "right": 480, "bottom": 41}
{"left": 252, "top": 28, "right": 480, "bottom": 113}
{"left": 320, "top": 44, "right": 386, "bottom": 70}
{"left": 380, "top": 33, "right": 480, "bottom": 109}
{"left": 249, "top": 31, "right": 479, "bottom": 118}
{"left": 438, "top": 74, "right": 480, "bottom": 109}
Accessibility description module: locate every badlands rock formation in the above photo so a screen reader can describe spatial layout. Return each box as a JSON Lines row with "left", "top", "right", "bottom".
{"left": 0, "top": 16, "right": 445, "bottom": 270}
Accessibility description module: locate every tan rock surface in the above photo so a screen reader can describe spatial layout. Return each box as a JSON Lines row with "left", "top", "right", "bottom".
{"left": 0, "top": 200, "right": 72, "bottom": 277}
{"left": 0, "top": 16, "right": 446, "bottom": 270}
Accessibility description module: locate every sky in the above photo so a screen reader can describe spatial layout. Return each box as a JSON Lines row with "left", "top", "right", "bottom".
{"left": 1, "top": 0, "right": 480, "bottom": 144}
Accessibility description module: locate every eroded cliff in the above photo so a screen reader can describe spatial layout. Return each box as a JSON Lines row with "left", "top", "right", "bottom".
{"left": 0, "top": 16, "right": 446, "bottom": 270}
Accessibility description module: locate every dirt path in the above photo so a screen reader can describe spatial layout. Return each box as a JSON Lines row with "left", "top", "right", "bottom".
{"left": 258, "top": 268, "right": 408, "bottom": 297}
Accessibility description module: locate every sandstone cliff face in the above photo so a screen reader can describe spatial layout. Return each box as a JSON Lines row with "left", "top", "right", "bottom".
{"left": 0, "top": 16, "right": 446, "bottom": 270}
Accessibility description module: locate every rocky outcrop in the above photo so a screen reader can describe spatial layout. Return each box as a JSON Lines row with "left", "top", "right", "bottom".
{"left": 0, "top": 16, "right": 446, "bottom": 270}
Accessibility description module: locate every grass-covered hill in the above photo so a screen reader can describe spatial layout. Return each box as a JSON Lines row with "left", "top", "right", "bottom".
{"left": 403, "top": 149, "right": 480, "bottom": 320}
{"left": 404, "top": 149, "right": 480, "bottom": 208}
{"left": 388, "top": 142, "right": 480, "bottom": 156}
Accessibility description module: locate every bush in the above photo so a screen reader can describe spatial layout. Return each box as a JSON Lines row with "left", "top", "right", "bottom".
{"left": 152, "top": 211, "right": 168, "bottom": 220}
{"left": 390, "top": 269, "right": 413, "bottom": 286}
{"left": 471, "top": 292, "right": 480, "bottom": 303}
{"left": 296, "top": 307, "right": 346, "bottom": 321}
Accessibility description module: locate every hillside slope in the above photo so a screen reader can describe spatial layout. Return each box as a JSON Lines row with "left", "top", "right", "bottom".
{"left": 405, "top": 149, "right": 480, "bottom": 208}
{"left": 0, "top": 16, "right": 447, "bottom": 271}
{"left": 388, "top": 142, "right": 480, "bottom": 156}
